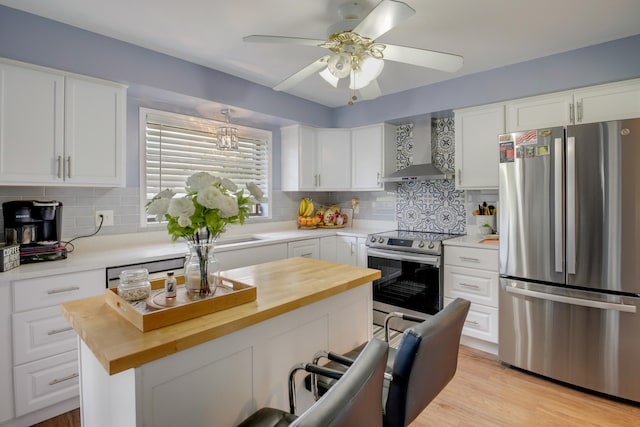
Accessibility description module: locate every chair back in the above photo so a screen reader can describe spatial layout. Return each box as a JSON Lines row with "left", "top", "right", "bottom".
{"left": 293, "top": 338, "right": 389, "bottom": 427}
{"left": 384, "top": 298, "right": 470, "bottom": 427}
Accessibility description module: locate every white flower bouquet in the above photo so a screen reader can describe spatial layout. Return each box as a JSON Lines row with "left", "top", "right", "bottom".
{"left": 146, "top": 172, "right": 264, "bottom": 243}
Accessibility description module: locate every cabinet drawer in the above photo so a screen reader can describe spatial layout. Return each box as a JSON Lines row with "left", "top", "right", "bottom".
{"left": 445, "top": 297, "right": 498, "bottom": 343}
{"left": 13, "top": 306, "right": 77, "bottom": 365}
{"left": 445, "top": 246, "right": 498, "bottom": 271}
{"left": 13, "top": 350, "right": 79, "bottom": 417}
{"left": 444, "top": 265, "right": 499, "bottom": 307}
{"left": 13, "top": 269, "right": 104, "bottom": 312}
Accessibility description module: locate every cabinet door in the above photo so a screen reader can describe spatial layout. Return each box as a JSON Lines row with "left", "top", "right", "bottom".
{"left": 316, "top": 129, "right": 351, "bottom": 190}
{"left": 351, "top": 125, "right": 383, "bottom": 190}
{"left": 454, "top": 104, "right": 505, "bottom": 190}
{"left": 287, "top": 239, "right": 319, "bottom": 259}
{"left": 505, "top": 91, "right": 573, "bottom": 132}
{"left": 64, "top": 77, "right": 126, "bottom": 186}
{"left": 575, "top": 79, "right": 640, "bottom": 124}
{"left": 335, "top": 236, "right": 357, "bottom": 266}
{"left": 319, "top": 236, "right": 337, "bottom": 262}
{"left": 0, "top": 62, "right": 64, "bottom": 184}
{"left": 0, "top": 285, "right": 13, "bottom": 424}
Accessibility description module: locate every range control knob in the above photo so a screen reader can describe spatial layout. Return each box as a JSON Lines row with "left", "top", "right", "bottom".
{"left": 378, "top": 237, "right": 385, "bottom": 243}
{"left": 370, "top": 236, "right": 377, "bottom": 243}
{"left": 418, "top": 241, "right": 425, "bottom": 248}
{"left": 428, "top": 242, "right": 436, "bottom": 249}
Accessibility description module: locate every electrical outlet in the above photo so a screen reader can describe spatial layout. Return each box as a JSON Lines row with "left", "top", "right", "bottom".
{"left": 96, "top": 210, "right": 114, "bottom": 227}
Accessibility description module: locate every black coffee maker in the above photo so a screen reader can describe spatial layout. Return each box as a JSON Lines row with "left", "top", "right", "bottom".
{"left": 3, "top": 200, "right": 67, "bottom": 263}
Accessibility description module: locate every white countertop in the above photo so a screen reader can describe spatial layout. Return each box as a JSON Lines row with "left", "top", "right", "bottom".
{"left": 444, "top": 233, "right": 500, "bottom": 250}
{"left": 0, "top": 220, "right": 396, "bottom": 282}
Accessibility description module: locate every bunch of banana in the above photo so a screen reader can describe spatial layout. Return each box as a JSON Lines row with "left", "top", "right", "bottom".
{"left": 298, "top": 198, "right": 315, "bottom": 217}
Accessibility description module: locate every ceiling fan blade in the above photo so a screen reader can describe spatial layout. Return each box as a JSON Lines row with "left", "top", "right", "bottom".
{"left": 353, "top": 0, "right": 415, "bottom": 40}
{"left": 243, "top": 35, "right": 326, "bottom": 47}
{"left": 382, "top": 44, "right": 463, "bottom": 73}
{"left": 359, "top": 80, "right": 382, "bottom": 100}
{"left": 273, "top": 57, "right": 329, "bottom": 91}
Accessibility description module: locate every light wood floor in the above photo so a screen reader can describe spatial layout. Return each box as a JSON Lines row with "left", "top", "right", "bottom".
{"left": 33, "top": 345, "right": 639, "bottom": 427}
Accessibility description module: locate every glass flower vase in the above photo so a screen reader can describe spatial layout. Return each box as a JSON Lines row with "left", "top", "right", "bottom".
{"left": 184, "top": 241, "right": 220, "bottom": 299}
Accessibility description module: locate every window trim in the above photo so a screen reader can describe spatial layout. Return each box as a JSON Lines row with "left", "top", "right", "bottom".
{"left": 138, "top": 107, "right": 272, "bottom": 228}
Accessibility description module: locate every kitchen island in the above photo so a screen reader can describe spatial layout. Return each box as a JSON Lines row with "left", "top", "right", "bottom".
{"left": 61, "top": 257, "right": 380, "bottom": 427}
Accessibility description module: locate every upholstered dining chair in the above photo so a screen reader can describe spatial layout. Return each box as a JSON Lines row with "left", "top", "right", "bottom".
{"left": 309, "top": 297, "right": 471, "bottom": 427}
{"left": 237, "top": 338, "right": 389, "bottom": 427}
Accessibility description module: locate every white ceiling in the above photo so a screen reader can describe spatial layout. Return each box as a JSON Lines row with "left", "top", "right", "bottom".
{"left": 2, "top": 0, "right": 640, "bottom": 108}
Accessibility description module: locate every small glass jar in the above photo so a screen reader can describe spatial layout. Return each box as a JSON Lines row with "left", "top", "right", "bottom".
{"left": 118, "top": 268, "right": 151, "bottom": 301}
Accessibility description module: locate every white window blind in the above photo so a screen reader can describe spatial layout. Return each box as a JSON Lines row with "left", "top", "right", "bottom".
{"left": 142, "top": 109, "right": 270, "bottom": 223}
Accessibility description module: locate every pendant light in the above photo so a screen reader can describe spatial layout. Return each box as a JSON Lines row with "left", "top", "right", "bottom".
{"left": 217, "top": 108, "right": 238, "bottom": 151}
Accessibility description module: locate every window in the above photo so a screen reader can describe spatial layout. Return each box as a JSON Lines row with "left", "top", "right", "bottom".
{"left": 140, "top": 108, "right": 271, "bottom": 225}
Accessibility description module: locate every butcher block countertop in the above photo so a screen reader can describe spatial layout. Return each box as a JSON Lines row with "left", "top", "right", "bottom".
{"left": 61, "top": 257, "right": 381, "bottom": 375}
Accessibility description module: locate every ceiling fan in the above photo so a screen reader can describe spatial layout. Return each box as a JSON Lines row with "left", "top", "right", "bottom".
{"left": 244, "top": 0, "right": 463, "bottom": 104}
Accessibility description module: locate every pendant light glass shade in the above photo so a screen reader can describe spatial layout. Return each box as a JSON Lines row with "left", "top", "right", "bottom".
{"left": 327, "top": 53, "right": 352, "bottom": 78}
{"left": 319, "top": 67, "right": 340, "bottom": 88}
{"left": 349, "top": 57, "right": 384, "bottom": 90}
{"left": 217, "top": 109, "right": 238, "bottom": 151}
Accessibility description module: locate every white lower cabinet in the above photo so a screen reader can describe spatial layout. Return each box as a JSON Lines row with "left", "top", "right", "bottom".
{"left": 287, "top": 239, "right": 320, "bottom": 259}
{"left": 357, "top": 237, "right": 368, "bottom": 267}
{"left": 336, "top": 236, "right": 357, "bottom": 266}
{"left": 218, "top": 243, "right": 287, "bottom": 270}
{"left": 9, "top": 269, "right": 104, "bottom": 423}
{"left": 13, "top": 350, "right": 79, "bottom": 417}
{"left": 444, "top": 245, "right": 499, "bottom": 354}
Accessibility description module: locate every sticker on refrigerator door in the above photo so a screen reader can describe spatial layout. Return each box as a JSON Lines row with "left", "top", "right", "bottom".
{"left": 516, "top": 129, "right": 538, "bottom": 146}
{"left": 516, "top": 146, "right": 525, "bottom": 158}
{"left": 525, "top": 146, "right": 536, "bottom": 158}
{"left": 537, "top": 145, "right": 550, "bottom": 156}
{"left": 500, "top": 142, "right": 514, "bottom": 163}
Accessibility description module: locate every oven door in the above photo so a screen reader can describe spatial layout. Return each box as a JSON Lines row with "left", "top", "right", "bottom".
{"left": 367, "top": 248, "right": 442, "bottom": 326}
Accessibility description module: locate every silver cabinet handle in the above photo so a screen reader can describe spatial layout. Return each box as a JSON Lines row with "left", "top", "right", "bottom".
{"left": 350, "top": 242, "right": 355, "bottom": 256}
{"left": 554, "top": 137, "right": 564, "bottom": 273}
{"left": 505, "top": 286, "right": 636, "bottom": 313}
{"left": 376, "top": 172, "right": 380, "bottom": 185}
{"left": 47, "top": 326, "right": 74, "bottom": 336}
{"left": 459, "top": 256, "right": 480, "bottom": 263}
{"left": 66, "top": 156, "right": 71, "bottom": 178}
{"left": 47, "top": 286, "right": 80, "bottom": 295}
{"left": 57, "top": 156, "right": 62, "bottom": 178}
{"left": 577, "top": 101, "right": 583, "bottom": 122}
{"left": 49, "top": 372, "right": 79, "bottom": 386}
{"left": 460, "top": 282, "right": 480, "bottom": 290}
{"left": 569, "top": 103, "right": 574, "bottom": 123}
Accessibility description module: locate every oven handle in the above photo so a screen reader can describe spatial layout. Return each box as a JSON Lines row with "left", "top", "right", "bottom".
{"left": 367, "top": 248, "right": 440, "bottom": 266}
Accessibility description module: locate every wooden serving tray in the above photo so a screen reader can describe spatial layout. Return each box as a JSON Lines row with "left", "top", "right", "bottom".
{"left": 105, "top": 275, "right": 257, "bottom": 332}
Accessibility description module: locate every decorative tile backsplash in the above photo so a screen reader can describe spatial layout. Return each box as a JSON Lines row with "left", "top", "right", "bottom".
{"left": 395, "top": 118, "right": 466, "bottom": 234}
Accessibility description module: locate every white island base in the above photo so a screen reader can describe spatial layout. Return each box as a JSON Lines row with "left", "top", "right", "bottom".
{"left": 77, "top": 285, "right": 372, "bottom": 427}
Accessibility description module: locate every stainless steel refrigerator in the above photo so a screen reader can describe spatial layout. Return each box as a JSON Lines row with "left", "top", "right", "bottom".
{"left": 498, "top": 119, "right": 640, "bottom": 403}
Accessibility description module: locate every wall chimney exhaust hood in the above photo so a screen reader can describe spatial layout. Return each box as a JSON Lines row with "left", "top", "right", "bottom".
{"left": 381, "top": 163, "right": 453, "bottom": 182}
{"left": 382, "top": 117, "right": 454, "bottom": 183}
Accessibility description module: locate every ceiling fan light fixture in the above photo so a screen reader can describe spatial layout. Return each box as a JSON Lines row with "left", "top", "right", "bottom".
{"left": 217, "top": 108, "right": 238, "bottom": 151}
{"left": 327, "top": 52, "right": 352, "bottom": 78}
{"left": 349, "top": 56, "right": 384, "bottom": 90}
{"left": 319, "top": 67, "right": 340, "bottom": 88}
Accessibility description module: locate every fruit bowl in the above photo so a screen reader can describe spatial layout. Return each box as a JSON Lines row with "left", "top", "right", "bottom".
{"left": 297, "top": 216, "right": 321, "bottom": 229}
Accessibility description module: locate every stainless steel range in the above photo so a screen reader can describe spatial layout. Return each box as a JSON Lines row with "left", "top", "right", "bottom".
{"left": 366, "top": 230, "right": 460, "bottom": 328}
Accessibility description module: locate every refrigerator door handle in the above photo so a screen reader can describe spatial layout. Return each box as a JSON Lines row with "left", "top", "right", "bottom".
{"left": 566, "top": 136, "right": 576, "bottom": 275}
{"left": 505, "top": 286, "right": 637, "bottom": 313}
{"left": 554, "top": 137, "right": 564, "bottom": 273}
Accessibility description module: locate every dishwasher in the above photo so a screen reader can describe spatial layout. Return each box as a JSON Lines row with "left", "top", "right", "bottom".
{"left": 105, "top": 257, "right": 186, "bottom": 288}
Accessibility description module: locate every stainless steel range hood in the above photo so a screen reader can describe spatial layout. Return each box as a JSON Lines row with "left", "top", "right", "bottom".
{"left": 381, "top": 163, "right": 454, "bottom": 182}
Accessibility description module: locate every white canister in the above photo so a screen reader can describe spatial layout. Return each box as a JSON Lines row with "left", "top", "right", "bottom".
{"left": 476, "top": 215, "right": 496, "bottom": 234}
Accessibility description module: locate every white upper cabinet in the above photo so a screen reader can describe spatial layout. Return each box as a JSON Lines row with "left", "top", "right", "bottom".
{"left": 0, "top": 59, "right": 126, "bottom": 187}
{"left": 316, "top": 128, "right": 351, "bottom": 190}
{"left": 0, "top": 62, "right": 64, "bottom": 184}
{"left": 506, "top": 78, "right": 640, "bottom": 132}
{"left": 63, "top": 77, "right": 126, "bottom": 186}
{"left": 281, "top": 123, "right": 395, "bottom": 192}
{"left": 351, "top": 123, "right": 396, "bottom": 190}
{"left": 454, "top": 103, "right": 505, "bottom": 190}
